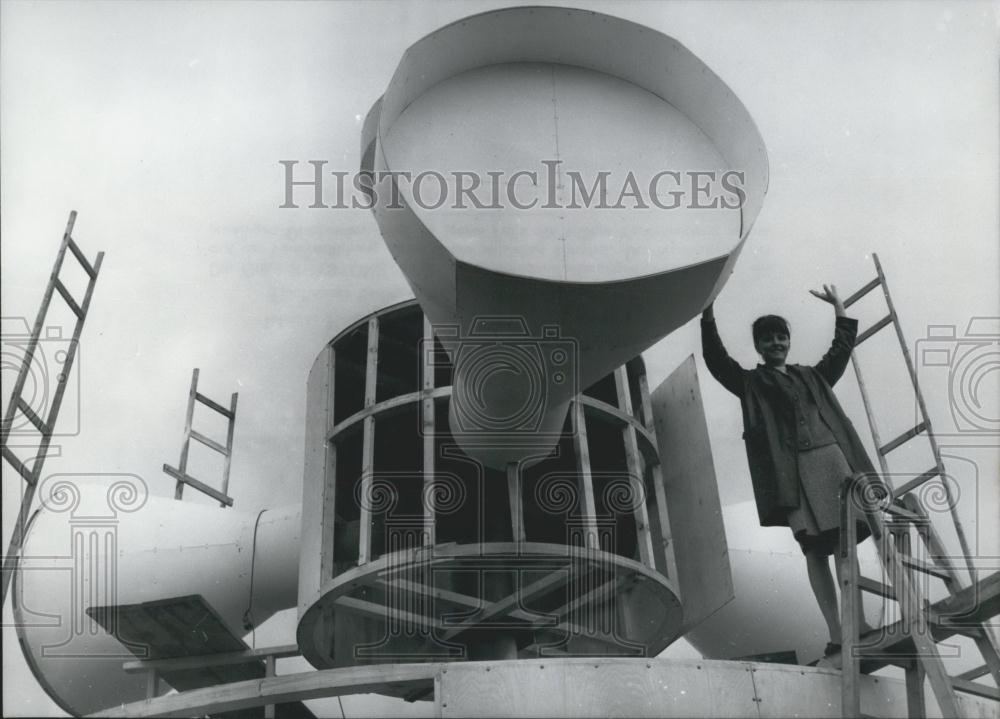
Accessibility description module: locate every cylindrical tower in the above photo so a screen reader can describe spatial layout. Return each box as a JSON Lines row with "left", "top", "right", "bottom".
{"left": 297, "top": 300, "right": 682, "bottom": 679}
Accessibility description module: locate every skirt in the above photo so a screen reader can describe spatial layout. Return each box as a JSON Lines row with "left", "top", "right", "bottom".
{"left": 788, "top": 443, "right": 858, "bottom": 556}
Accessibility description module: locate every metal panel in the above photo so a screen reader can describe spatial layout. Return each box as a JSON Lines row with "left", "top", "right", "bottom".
{"left": 649, "top": 354, "right": 732, "bottom": 632}
{"left": 362, "top": 6, "right": 768, "bottom": 470}
{"left": 299, "top": 345, "right": 332, "bottom": 615}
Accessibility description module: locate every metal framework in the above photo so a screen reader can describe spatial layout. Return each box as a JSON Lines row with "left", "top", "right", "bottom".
{"left": 1, "top": 210, "right": 104, "bottom": 606}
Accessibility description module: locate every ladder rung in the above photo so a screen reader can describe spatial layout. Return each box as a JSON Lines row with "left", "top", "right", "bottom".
{"left": 901, "top": 554, "right": 953, "bottom": 582}
{"left": 856, "top": 314, "right": 893, "bottom": 345}
{"left": 66, "top": 237, "right": 97, "bottom": 279}
{"left": 952, "top": 677, "right": 1000, "bottom": 701}
{"left": 53, "top": 278, "right": 84, "bottom": 319}
{"left": 16, "top": 397, "right": 50, "bottom": 436}
{"left": 1, "top": 446, "right": 36, "bottom": 485}
{"left": 879, "top": 422, "right": 927, "bottom": 455}
{"left": 195, "top": 392, "right": 234, "bottom": 419}
{"left": 843, "top": 277, "right": 881, "bottom": 308}
{"left": 884, "top": 503, "right": 926, "bottom": 524}
{"left": 893, "top": 467, "right": 940, "bottom": 498}
{"left": 190, "top": 430, "right": 229, "bottom": 456}
{"left": 858, "top": 576, "right": 896, "bottom": 601}
{"left": 162, "top": 464, "right": 234, "bottom": 506}
{"left": 956, "top": 664, "right": 989, "bottom": 681}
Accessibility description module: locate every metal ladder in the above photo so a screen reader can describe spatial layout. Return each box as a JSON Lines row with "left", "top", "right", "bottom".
{"left": 837, "top": 253, "right": 1000, "bottom": 717}
{"left": 162, "top": 367, "right": 238, "bottom": 507}
{"left": 1, "top": 211, "right": 105, "bottom": 606}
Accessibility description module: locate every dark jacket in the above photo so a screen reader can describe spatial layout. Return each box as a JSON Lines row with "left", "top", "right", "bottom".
{"left": 701, "top": 315, "right": 876, "bottom": 527}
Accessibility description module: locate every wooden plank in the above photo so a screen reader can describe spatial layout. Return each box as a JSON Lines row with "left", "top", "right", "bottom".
{"left": 440, "top": 569, "right": 573, "bottom": 640}
{"left": 15, "top": 396, "right": 49, "bottom": 436}
{"left": 507, "top": 462, "right": 526, "bottom": 542}
{"left": 614, "top": 367, "right": 655, "bottom": 569}
{"left": 877, "top": 513, "right": 962, "bottom": 717}
{"left": 878, "top": 422, "right": 927, "bottom": 456}
{"left": 219, "top": 392, "right": 238, "bottom": 505}
{"left": 162, "top": 465, "right": 234, "bottom": 507}
{"left": 194, "top": 391, "right": 234, "bottom": 419}
{"left": 904, "top": 661, "right": 926, "bottom": 719}
{"left": 320, "top": 347, "right": 337, "bottom": 581}
{"left": 422, "top": 316, "right": 436, "bottom": 547}
{"left": 91, "top": 662, "right": 443, "bottom": 717}
{"left": 66, "top": 235, "right": 97, "bottom": 278}
{"left": 951, "top": 677, "right": 1000, "bottom": 701}
{"left": 839, "top": 481, "right": 861, "bottom": 719}
{"left": 174, "top": 369, "right": 200, "bottom": 500}
{"left": 571, "top": 401, "right": 599, "bottom": 550}
{"left": 843, "top": 276, "right": 881, "bottom": 308}
{"left": 190, "top": 429, "right": 228, "bottom": 456}
{"left": 649, "top": 356, "right": 731, "bottom": 632}
{"left": 358, "top": 317, "right": 379, "bottom": 565}
{"left": 856, "top": 314, "right": 893, "bottom": 345}
{"left": 124, "top": 644, "right": 301, "bottom": 674}
{"left": 53, "top": 277, "right": 84, "bottom": 318}
{"left": 2, "top": 445, "right": 35, "bottom": 484}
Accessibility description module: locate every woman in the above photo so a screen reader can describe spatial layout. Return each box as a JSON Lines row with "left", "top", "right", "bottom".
{"left": 701, "top": 284, "right": 876, "bottom": 655}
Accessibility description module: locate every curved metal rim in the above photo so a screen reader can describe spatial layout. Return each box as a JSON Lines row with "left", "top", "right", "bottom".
{"left": 372, "top": 4, "right": 769, "bottom": 252}
{"left": 326, "top": 387, "right": 659, "bottom": 461}
{"left": 297, "top": 541, "right": 682, "bottom": 670}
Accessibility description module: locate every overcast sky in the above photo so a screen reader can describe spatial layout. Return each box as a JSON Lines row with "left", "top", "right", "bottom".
{"left": 2, "top": 1, "right": 998, "bottom": 716}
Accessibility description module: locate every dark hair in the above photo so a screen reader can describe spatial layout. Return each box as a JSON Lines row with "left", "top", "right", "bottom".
{"left": 752, "top": 315, "right": 790, "bottom": 344}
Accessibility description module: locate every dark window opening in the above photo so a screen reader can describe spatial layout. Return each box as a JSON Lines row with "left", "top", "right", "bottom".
{"left": 376, "top": 306, "right": 423, "bottom": 402}
{"left": 333, "top": 324, "right": 368, "bottom": 425}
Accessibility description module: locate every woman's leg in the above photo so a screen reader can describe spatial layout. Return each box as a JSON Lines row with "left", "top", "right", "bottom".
{"left": 805, "top": 548, "right": 841, "bottom": 644}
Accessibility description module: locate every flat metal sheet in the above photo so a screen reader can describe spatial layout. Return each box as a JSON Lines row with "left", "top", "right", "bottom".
{"left": 650, "top": 355, "right": 733, "bottom": 633}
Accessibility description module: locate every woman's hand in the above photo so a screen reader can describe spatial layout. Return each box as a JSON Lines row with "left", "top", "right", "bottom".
{"left": 810, "top": 284, "right": 846, "bottom": 317}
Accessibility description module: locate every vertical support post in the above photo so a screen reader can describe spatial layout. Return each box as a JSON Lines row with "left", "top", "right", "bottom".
{"left": 358, "top": 318, "right": 379, "bottom": 566}
{"left": 145, "top": 669, "right": 159, "bottom": 700}
{"left": 506, "top": 462, "right": 525, "bottom": 543}
{"left": 174, "top": 369, "right": 199, "bottom": 500}
{"left": 904, "top": 660, "right": 927, "bottom": 719}
{"left": 571, "top": 401, "right": 599, "bottom": 550}
{"left": 877, "top": 512, "right": 961, "bottom": 716}
{"left": 421, "top": 317, "right": 436, "bottom": 548}
{"left": 320, "top": 347, "right": 337, "bottom": 581}
{"left": 839, "top": 478, "right": 861, "bottom": 719}
{"left": 614, "top": 367, "right": 655, "bottom": 569}
{"left": 218, "top": 391, "right": 239, "bottom": 507}
{"left": 263, "top": 653, "right": 276, "bottom": 719}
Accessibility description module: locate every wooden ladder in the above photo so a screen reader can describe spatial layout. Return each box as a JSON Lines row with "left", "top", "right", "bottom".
{"left": 1, "top": 211, "right": 105, "bottom": 606}
{"left": 837, "top": 254, "right": 1000, "bottom": 717}
{"left": 162, "top": 368, "right": 238, "bottom": 507}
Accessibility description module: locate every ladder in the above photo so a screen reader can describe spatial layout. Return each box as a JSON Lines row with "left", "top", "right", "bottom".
{"left": 1, "top": 211, "right": 105, "bottom": 606}
{"left": 837, "top": 254, "right": 1000, "bottom": 717}
{"left": 162, "top": 368, "right": 238, "bottom": 507}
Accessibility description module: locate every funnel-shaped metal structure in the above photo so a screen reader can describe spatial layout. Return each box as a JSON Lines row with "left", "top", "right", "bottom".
{"left": 361, "top": 6, "right": 768, "bottom": 468}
